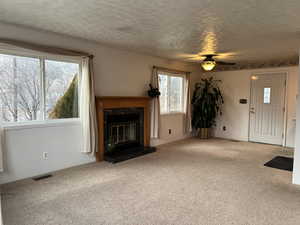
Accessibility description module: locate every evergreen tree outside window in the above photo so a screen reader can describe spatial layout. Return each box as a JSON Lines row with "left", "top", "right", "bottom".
{"left": 45, "top": 60, "right": 79, "bottom": 119}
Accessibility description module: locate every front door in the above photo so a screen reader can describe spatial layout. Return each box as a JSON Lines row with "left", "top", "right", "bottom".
{"left": 249, "top": 73, "right": 286, "bottom": 145}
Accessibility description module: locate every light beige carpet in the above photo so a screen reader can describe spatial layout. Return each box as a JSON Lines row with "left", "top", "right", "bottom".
{"left": 1, "top": 138, "right": 300, "bottom": 225}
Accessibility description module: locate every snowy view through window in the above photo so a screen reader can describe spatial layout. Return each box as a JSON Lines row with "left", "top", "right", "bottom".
{"left": 0, "top": 53, "right": 79, "bottom": 123}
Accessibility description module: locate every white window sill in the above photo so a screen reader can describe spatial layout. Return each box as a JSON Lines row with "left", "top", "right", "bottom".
{"left": 160, "top": 112, "right": 185, "bottom": 116}
{"left": 3, "top": 119, "right": 81, "bottom": 131}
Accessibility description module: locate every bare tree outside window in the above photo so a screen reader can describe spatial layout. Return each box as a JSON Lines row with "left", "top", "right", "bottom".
{"left": 0, "top": 54, "right": 40, "bottom": 122}
{"left": 158, "top": 73, "right": 184, "bottom": 114}
{"left": 0, "top": 53, "right": 80, "bottom": 123}
{"left": 158, "top": 74, "right": 168, "bottom": 113}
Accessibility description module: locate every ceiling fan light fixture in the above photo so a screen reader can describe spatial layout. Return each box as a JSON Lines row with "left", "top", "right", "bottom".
{"left": 201, "top": 60, "right": 216, "bottom": 71}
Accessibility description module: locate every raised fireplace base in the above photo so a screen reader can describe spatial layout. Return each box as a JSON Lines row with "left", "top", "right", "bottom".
{"left": 104, "top": 146, "right": 156, "bottom": 163}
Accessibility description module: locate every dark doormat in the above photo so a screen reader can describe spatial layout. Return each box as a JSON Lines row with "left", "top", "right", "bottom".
{"left": 264, "top": 156, "right": 293, "bottom": 172}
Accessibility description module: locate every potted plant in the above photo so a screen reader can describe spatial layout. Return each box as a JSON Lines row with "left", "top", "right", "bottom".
{"left": 191, "top": 77, "right": 224, "bottom": 139}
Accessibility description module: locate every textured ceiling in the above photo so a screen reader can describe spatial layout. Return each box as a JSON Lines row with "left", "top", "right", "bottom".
{"left": 0, "top": 0, "right": 300, "bottom": 69}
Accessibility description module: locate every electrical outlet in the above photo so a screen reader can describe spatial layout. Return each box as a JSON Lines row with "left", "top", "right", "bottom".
{"left": 168, "top": 129, "right": 172, "bottom": 134}
{"left": 43, "top": 152, "right": 48, "bottom": 160}
{"left": 223, "top": 126, "right": 226, "bottom": 131}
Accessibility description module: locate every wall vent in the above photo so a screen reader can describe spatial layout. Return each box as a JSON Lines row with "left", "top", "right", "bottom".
{"left": 33, "top": 174, "right": 53, "bottom": 181}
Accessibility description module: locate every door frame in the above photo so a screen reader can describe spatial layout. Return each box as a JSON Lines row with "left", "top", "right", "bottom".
{"left": 248, "top": 70, "right": 288, "bottom": 146}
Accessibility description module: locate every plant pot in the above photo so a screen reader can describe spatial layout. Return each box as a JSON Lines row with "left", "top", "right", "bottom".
{"left": 198, "top": 128, "right": 211, "bottom": 139}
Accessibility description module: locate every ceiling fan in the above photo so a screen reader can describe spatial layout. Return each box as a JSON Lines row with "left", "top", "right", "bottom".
{"left": 200, "top": 54, "right": 236, "bottom": 71}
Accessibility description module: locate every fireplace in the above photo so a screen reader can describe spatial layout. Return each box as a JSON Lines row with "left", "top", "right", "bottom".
{"left": 96, "top": 96, "right": 155, "bottom": 163}
{"left": 104, "top": 108, "right": 144, "bottom": 153}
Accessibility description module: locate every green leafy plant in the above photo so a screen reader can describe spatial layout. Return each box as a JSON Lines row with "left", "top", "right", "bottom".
{"left": 191, "top": 77, "right": 224, "bottom": 129}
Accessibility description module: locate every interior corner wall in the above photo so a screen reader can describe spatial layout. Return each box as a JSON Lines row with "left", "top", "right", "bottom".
{"left": 293, "top": 53, "right": 300, "bottom": 185}
{"left": 201, "top": 66, "right": 298, "bottom": 147}
{"left": 0, "top": 22, "right": 202, "bottom": 184}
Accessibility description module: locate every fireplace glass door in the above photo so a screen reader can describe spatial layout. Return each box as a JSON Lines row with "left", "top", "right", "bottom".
{"left": 104, "top": 108, "right": 144, "bottom": 154}
{"left": 109, "top": 121, "right": 137, "bottom": 147}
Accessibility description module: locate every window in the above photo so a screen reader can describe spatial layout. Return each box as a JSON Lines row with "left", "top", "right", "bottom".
{"left": 158, "top": 72, "right": 184, "bottom": 114}
{"left": 0, "top": 53, "right": 80, "bottom": 124}
{"left": 263, "top": 87, "right": 271, "bottom": 104}
{"left": 45, "top": 60, "right": 79, "bottom": 119}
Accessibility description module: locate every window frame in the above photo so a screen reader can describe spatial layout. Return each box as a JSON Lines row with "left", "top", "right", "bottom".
{"left": 0, "top": 48, "right": 82, "bottom": 128}
{"left": 158, "top": 71, "right": 185, "bottom": 115}
{"left": 263, "top": 87, "right": 271, "bottom": 104}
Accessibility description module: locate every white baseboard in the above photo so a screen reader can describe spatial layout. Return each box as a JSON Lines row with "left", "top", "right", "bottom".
{"left": 150, "top": 134, "right": 191, "bottom": 147}
{"left": 213, "top": 135, "right": 249, "bottom": 142}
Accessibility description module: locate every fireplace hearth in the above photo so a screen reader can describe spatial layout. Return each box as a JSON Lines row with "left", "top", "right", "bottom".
{"left": 96, "top": 97, "right": 155, "bottom": 163}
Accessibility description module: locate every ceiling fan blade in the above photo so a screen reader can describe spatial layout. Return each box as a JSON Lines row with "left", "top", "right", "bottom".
{"left": 185, "top": 58, "right": 203, "bottom": 61}
{"left": 216, "top": 61, "right": 236, "bottom": 65}
{"left": 185, "top": 57, "right": 200, "bottom": 59}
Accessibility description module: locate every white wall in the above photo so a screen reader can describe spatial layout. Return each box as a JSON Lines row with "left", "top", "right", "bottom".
{"left": 150, "top": 114, "right": 189, "bottom": 146}
{"left": 203, "top": 66, "right": 298, "bottom": 147}
{"left": 293, "top": 53, "right": 300, "bottom": 185}
{"left": 0, "top": 23, "right": 201, "bottom": 184}
{"left": 1, "top": 123, "right": 94, "bottom": 184}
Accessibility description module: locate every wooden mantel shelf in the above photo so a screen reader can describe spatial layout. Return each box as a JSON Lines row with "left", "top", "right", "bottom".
{"left": 95, "top": 96, "right": 151, "bottom": 161}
